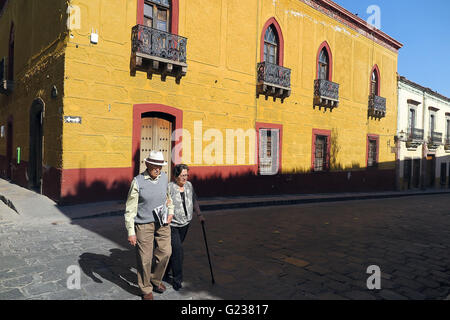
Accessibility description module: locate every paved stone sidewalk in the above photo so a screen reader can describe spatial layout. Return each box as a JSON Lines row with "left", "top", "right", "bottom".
{"left": 1, "top": 193, "right": 450, "bottom": 300}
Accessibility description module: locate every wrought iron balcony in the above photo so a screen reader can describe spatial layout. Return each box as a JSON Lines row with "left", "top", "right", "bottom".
{"left": 408, "top": 128, "right": 424, "bottom": 141}
{"left": 131, "top": 24, "right": 187, "bottom": 82}
{"left": 445, "top": 138, "right": 450, "bottom": 151}
{"left": 0, "top": 58, "right": 14, "bottom": 95}
{"left": 256, "top": 62, "right": 291, "bottom": 102}
{"left": 368, "top": 94, "right": 386, "bottom": 118}
{"left": 428, "top": 131, "right": 442, "bottom": 149}
{"left": 314, "top": 79, "right": 339, "bottom": 109}
{"left": 405, "top": 128, "right": 424, "bottom": 149}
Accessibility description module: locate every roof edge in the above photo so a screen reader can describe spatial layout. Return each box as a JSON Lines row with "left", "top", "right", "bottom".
{"left": 301, "top": 0, "right": 403, "bottom": 52}
{"left": 398, "top": 75, "right": 450, "bottom": 104}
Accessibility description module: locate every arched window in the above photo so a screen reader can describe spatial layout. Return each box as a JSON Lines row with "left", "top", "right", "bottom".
{"left": 264, "top": 25, "right": 278, "bottom": 64}
{"left": 370, "top": 65, "right": 380, "bottom": 96}
{"left": 318, "top": 48, "right": 329, "bottom": 80}
{"left": 260, "top": 18, "right": 284, "bottom": 66}
{"left": 144, "top": 0, "right": 171, "bottom": 31}
{"left": 8, "top": 23, "right": 14, "bottom": 81}
{"left": 316, "top": 42, "right": 332, "bottom": 81}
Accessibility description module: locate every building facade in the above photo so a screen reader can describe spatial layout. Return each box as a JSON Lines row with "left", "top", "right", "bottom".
{"left": 396, "top": 76, "right": 450, "bottom": 190}
{"left": 0, "top": 0, "right": 402, "bottom": 203}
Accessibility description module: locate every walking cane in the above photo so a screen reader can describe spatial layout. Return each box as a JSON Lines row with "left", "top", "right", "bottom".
{"left": 201, "top": 220, "right": 215, "bottom": 284}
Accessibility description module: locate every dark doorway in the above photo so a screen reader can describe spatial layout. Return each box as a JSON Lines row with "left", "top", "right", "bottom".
{"left": 440, "top": 163, "right": 447, "bottom": 187}
{"left": 6, "top": 118, "right": 13, "bottom": 179}
{"left": 29, "top": 100, "right": 44, "bottom": 192}
{"left": 426, "top": 155, "right": 435, "bottom": 188}
{"left": 403, "top": 158, "right": 412, "bottom": 189}
{"left": 413, "top": 159, "right": 421, "bottom": 188}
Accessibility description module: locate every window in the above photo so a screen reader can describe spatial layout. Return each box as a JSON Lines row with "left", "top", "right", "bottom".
{"left": 446, "top": 118, "right": 450, "bottom": 142}
{"left": 311, "top": 129, "right": 331, "bottom": 172}
{"left": 367, "top": 139, "right": 378, "bottom": 167}
{"left": 259, "top": 128, "right": 280, "bottom": 175}
{"left": 371, "top": 70, "right": 378, "bottom": 96}
{"left": 260, "top": 18, "right": 284, "bottom": 66}
{"left": 318, "top": 48, "right": 329, "bottom": 80}
{"left": 144, "top": 0, "right": 170, "bottom": 31}
{"left": 408, "top": 108, "right": 416, "bottom": 135}
{"left": 370, "top": 65, "right": 380, "bottom": 96}
{"left": 429, "top": 113, "right": 435, "bottom": 134}
{"left": 264, "top": 25, "right": 278, "bottom": 64}
{"left": 314, "top": 135, "right": 328, "bottom": 171}
{"left": 367, "top": 135, "right": 379, "bottom": 168}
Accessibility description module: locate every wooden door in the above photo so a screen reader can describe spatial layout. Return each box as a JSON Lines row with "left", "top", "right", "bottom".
{"left": 140, "top": 117, "right": 172, "bottom": 180}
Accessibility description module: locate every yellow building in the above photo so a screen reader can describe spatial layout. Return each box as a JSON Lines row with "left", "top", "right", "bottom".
{"left": 0, "top": 0, "right": 402, "bottom": 203}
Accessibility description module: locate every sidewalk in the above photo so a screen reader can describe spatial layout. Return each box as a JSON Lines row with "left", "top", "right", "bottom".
{"left": 1, "top": 178, "right": 450, "bottom": 222}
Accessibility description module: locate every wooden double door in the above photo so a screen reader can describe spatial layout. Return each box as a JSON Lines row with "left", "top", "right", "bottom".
{"left": 140, "top": 117, "right": 172, "bottom": 180}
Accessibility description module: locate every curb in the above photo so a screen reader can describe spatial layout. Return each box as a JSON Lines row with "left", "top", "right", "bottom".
{"left": 70, "top": 190, "right": 450, "bottom": 221}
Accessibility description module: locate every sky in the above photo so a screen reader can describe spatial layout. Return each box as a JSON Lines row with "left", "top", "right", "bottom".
{"left": 333, "top": 0, "right": 450, "bottom": 98}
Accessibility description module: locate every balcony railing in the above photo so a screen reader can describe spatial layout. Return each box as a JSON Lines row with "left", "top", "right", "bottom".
{"left": 131, "top": 24, "right": 187, "bottom": 82}
{"left": 314, "top": 79, "right": 339, "bottom": 109}
{"left": 407, "top": 128, "right": 424, "bottom": 141}
{"left": 256, "top": 62, "right": 291, "bottom": 102}
{"left": 405, "top": 128, "right": 424, "bottom": 149}
{"left": 368, "top": 94, "right": 386, "bottom": 118}
{"left": 428, "top": 131, "right": 442, "bottom": 149}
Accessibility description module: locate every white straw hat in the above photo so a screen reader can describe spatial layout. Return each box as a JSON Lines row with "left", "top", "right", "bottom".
{"left": 144, "top": 150, "right": 168, "bottom": 166}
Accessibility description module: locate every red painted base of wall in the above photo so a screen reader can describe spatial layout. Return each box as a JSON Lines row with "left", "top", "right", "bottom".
{"left": 0, "top": 156, "right": 397, "bottom": 204}
{"left": 58, "top": 167, "right": 134, "bottom": 204}
{"left": 189, "top": 168, "right": 397, "bottom": 198}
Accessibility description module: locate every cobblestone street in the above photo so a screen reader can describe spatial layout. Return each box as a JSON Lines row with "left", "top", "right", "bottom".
{"left": 1, "top": 194, "right": 450, "bottom": 300}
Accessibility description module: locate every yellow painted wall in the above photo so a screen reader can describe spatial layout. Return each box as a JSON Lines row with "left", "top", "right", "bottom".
{"left": 63, "top": 0, "right": 399, "bottom": 171}
{"left": 0, "top": 0, "right": 67, "bottom": 170}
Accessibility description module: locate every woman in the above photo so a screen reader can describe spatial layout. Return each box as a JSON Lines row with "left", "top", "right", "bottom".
{"left": 165, "top": 164, "right": 205, "bottom": 291}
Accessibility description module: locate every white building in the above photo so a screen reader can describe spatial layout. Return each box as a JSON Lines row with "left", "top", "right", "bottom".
{"left": 396, "top": 76, "right": 450, "bottom": 190}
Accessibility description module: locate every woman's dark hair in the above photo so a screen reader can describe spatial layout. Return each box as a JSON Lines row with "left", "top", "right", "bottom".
{"left": 173, "top": 164, "right": 189, "bottom": 178}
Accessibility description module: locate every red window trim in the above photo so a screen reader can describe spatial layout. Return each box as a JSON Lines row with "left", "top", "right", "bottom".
{"left": 255, "top": 122, "right": 283, "bottom": 173}
{"left": 316, "top": 41, "right": 333, "bottom": 81}
{"left": 366, "top": 134, "right": 380, "bottom": 167}
{"left": 136, "top": 0, "right": 179, "bottom": 34}
{"left": 311, "top": 129, "right": 331, "bottom": 171}
{"left": 260, "top": 17, "right": 284, "bottom": 66}
{"left": 370, "top": 64, "right": 381, "bottom": 96}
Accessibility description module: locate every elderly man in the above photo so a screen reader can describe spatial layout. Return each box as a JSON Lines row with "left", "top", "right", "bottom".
{"left": 125, "top": 150, "right": 174, "bottom": 300}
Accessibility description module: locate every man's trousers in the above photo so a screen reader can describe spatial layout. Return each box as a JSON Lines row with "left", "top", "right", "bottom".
{"left": 135, "top": 222, "right": 171, "bottom": 295}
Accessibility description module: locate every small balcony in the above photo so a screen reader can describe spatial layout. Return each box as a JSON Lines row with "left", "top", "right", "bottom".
{"left": 256, "top": 62, "right": 291, "bottom": 102}
{"left": 314, "top": 79, "right": 339, "bottom": 109}
{"left": 131, "top": 24, "right": 187, "bottom": 82}
{"left": 368, "top": 94, "right": 386, "bottom": 118}
{"left": 0, "top": 58, "right": 14, "bottom": 95}
{"left": 428, "top": 131, "right": 442, "bottom": 150}
{"left": 405, "top": 128, "right": 424, "bottom": 149}
{"left": 445, "top": 138, "right": 450, "bottom": 151}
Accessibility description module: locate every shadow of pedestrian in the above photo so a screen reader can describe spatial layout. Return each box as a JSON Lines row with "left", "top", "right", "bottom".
{"left": 79, "top": 248, "right": 140, "bottom": 297}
